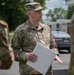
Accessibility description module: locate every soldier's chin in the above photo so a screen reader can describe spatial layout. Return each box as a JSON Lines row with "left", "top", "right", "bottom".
{"left": 39, "top": 18, "right": 42, "bottom": 21}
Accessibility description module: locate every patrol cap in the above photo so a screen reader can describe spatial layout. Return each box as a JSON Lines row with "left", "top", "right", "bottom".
{"left": 25, "top": 2, "right": 43, "bottom": 11}
{"left": 0, "top": 20, "right": 8, "bottom": 27}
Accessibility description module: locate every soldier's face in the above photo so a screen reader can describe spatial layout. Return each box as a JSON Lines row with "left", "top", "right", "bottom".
{"left": 30, "top": 10, "right": 42, "bottom": 21}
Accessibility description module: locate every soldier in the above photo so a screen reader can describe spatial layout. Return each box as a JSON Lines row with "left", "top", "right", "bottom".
{"left": 11, "top": 2, "right": 63, "bottom": 75}
{"left": 0, "top": 20, "right": 14, "bottom": 69}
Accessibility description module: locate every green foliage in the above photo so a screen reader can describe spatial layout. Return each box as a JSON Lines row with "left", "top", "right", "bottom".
{"left": 67, "top": 6, "right": 74, "bottom": 19}
{"left": 0, "top": 0, "right": 46, "bottom": 31}
{"left": 0, "top": 0, "right": 29, "bottom": 31}
{"left": 9, "top": 32, "right": 14, "bottom": 42}
{"left": 46, "top": 8, "right": 68, "bottom": 21}
{"left": 34, "top": 0, "right": 45, "bottom": 8}
{"left": 40, "top": 20, "right": 44, "bottom": 23}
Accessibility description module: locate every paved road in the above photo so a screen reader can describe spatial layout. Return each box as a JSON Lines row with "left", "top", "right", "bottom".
{"left": 52, "top": 53, "right": 70, "bottom": 70}
{"left": 0, "top": 61, "right": 20, "bottom": 75}
{"left": 52, "top": 52, "right": 70, "bottom": 75}
{"left": 0, "top": 53, "right": 70, "bottom": 75}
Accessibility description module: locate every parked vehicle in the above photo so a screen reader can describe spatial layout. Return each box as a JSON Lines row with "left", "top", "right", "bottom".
{"left": 52, "top": 31, "right": 71, "bottom": 53}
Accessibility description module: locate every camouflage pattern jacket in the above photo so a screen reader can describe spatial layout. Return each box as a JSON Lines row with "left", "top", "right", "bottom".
{"left": 0, "top": 21, "right": 14, "bottom": 69}
{"left": 11, "top": 20, "right": 58, "bottom": 74}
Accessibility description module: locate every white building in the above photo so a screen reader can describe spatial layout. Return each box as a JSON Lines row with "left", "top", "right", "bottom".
{"left": 45, "top": 0, "right": 74, "bottom": 34}
{"left": 45, "top": 19, "right": 71, "bottom": 34}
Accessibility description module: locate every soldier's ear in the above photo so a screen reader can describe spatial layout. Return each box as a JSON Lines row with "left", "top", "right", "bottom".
{"left": 27, "top": 11, "right": 33, "bottom": 16}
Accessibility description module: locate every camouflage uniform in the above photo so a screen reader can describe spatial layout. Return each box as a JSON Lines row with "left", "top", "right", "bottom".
{"left": 0, "top": 20, "right": 14, "bottom": 69}
{"left": 11, "top": 20, "right": 58, "bottom": 75}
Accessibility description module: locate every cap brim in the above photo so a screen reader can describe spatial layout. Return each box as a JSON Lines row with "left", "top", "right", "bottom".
{"left": 34, "top": 7, "right": 43, "bottom": 11}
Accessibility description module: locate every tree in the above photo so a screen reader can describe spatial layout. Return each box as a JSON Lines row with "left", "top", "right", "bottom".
{"left": 67, "top": 6, "right": 74, "bottom": 19}
{"left": 0, "top": 0, "right": 46, "bottom": 31}
{"left": 46, "top": 8, "right": 67, "bottom": 21}
{"left": 34, "top": 0, "right": 45, "bottom": 8}
{"left": 0, "top": 0, "right": 28, "bottom": 31}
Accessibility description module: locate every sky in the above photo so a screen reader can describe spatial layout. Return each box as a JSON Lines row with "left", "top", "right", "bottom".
{"left": 42, "top": 0, "right": 69, "bottom": 21}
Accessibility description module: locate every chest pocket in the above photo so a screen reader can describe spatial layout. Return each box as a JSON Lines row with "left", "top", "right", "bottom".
{"left": 22, "top": 29, "right": 37, "bottom": 52}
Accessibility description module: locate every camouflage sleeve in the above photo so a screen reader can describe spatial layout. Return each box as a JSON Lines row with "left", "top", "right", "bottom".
{"left": 43, "top": 24, "right": 59, "bottom": 55}
{"left": 44, "top": 25, "right": 59, "bottom": 54}
{"left": 0, "top": 25, "right": 9, "bottom": 47}
{"left": 11, "top": 28, "right": 26, "bottom": 62}
{"left": 0, "top": 25, "right": 13, "bottom": 59}
{"left": 50, "top": 30, "right": 59, "bottom": 55}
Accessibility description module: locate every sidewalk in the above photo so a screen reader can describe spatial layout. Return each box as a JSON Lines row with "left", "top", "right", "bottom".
{"left": 0, "top": 62, "right": 69, "bottom": 75}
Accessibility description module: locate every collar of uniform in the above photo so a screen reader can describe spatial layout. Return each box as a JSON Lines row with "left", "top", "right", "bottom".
{"left": 26, "top": 20, "right": 44, "bottom": 31}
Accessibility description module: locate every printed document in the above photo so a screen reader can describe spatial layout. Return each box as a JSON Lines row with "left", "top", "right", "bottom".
{"left": 26, "top": 42, "right": 57, "bottom": 75}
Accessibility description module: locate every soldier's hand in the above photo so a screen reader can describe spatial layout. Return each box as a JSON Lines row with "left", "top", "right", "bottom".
{"left": 54, "top": 55, "right": 63, "bottom": 64}
{"left": 0, "top": 60, "right": 2, "bottom": 67}
{"left": 26, "top": 52, "right": 38, "bottom": 63}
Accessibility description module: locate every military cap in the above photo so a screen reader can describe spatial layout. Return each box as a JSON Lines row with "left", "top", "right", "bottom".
{"left": 0, "top": 20, "right": 8, "bottom": 28}
{"left": 25, "top": 2, "right": 43, "bottom": 11}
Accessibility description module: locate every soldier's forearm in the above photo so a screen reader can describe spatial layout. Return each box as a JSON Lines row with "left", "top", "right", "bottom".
{"left": 14, "top": 50, "right": 27, "bottom": 63}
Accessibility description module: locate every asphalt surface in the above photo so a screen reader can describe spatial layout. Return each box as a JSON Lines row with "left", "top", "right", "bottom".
{"left": 0, "top": 61, "right": 20, "bottom": 75}
{"left": 0, "top": 53, "right": 70, "bottom": 75}
{"left": 53, "top": 69, "right": 68, "bottom": 75}
{"left": 52, "top": 52, "right": 70, "bottom": 75}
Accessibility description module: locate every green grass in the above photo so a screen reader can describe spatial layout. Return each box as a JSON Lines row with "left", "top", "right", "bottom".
{"left": 9, "top": 32, "right": 14, "bottom": 42}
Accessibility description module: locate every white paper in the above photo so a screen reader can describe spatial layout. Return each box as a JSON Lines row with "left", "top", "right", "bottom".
{"left": 26, "top": 42, "right": 57, "bottom": 75}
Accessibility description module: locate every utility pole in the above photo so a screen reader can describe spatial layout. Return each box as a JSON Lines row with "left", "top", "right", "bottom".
{"left": 65, "top": 0, "right": 74, "bottom": 75}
